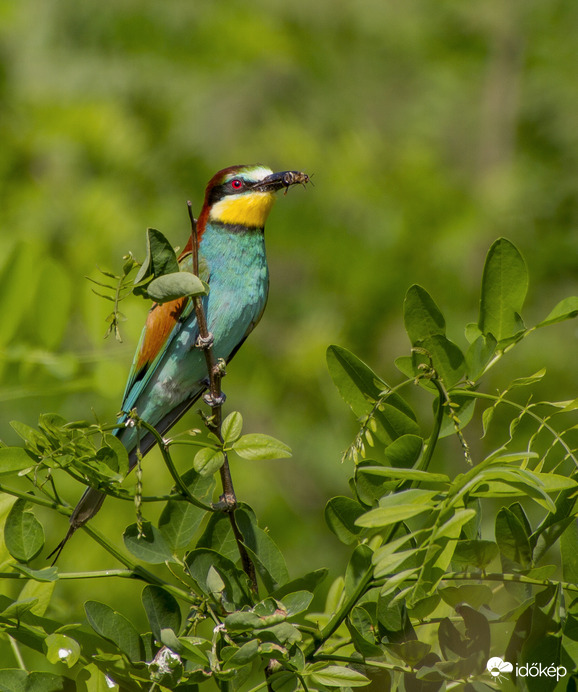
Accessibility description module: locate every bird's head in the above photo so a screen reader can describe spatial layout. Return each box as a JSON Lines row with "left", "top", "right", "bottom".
{"left": 198, "top": 164, "right": 308, "bottom": 231}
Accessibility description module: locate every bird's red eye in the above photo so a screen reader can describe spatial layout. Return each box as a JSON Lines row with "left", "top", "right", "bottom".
{"left": 231, "top": 179, "right": 243, "bottom": 189}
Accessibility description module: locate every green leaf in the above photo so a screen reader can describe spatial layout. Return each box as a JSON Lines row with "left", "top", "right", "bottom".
{"left": 4, "top": 499, "right": 44, "bottom": 562}
{"left": 44, "top": 633, "right": 80, "bottom": 668}
{"left": 158, "top": 468, "right": 214, "bottom": 550}
{"left": 11, "top": 564, "right": 59, "bottom": 582}
{"left": 232, "top": 433, "right": 291, "bottom": 460}
{"left": 439, "top": 585, "right": 494, "bottom": 609}
{"left": 325, "top": 496, "right": 365, "bottom": 544}
{"left": 0, "top": 670, "right": 26, "bottom": 692}
{"left": 18, "top": 578, "right": 55, "bottom": 617}
{"left": 85, "top": 600, "right": 145, "bottom": 662}
{"left": 309, "top": 665, "right": 370, "bottom": 687}
{"left": 509, "top": 368, "right": 546, "bottom": 388}
{"left": 356, "top": 503, "right": 432, "bottom": 528}
{"left": 282, "top": 591, "right": 314, "bottom": 617}
{"left": 123, "top": 521, "right": 176, "bottom": 564}
{"left": 561, "top": 520, "right": 578, "bottom": 584}
{"left": 0, "top": 447, "right": 36, "bottom": 477}
{"left": 495, "top": 507, "right": 532, "bottom": 568}
{"left": 142, "top": 585, "right": 182, "bottom": 642}
{"left": 382, "top": 434, "right": 423, "bottom": 468}
{"left": 236, "top": 507, "right": 290, "bottom": 592}
{"left": 193, "top": 447, "right": 225, "bottom": 475}
{"left": 411, "top": 334, "right": 466, "bottom": 387}
{"left": 184, "top": 548, "right": 252, "bottom": 608}
{"left": 344, "top": 544, "right": 373, "bottom": 599}
{"left": 223, "top": 639, "right": 260, "bottom": 669}
{"left": 147, "top": 271, "right": 207, "bottom": 303}
{"left": 465, "top": 333, "right": 497, "bottom": 380}
{"left": 133, "top": 228, "right": 180, "bottom": 287}
{"left": 327, "top": 345, "right": 385, "bottom": 414}
{"left": 403, "top": 285, "right": 466, "bottom": 386}
{"left": 271, "top": 569, "right": 328, "bottom": 600}
{"left": 478, "top": 237, "right": 528, "bottom": 342}
{"left": 355, "top": 489, "right": 438, "bottom": 529}
{"left": 196, "top": 512, "right": 239, "bottom": 561}
{"left": 404, "top": 284, "right": 446, "bottom": 342}
{"left": 452, "top": 540, "right": 499, "bottom": 569}
{"left": 536, "top": 296, "right": 578, "bottom": 328}
{"left": 358, "top": 466, "right": 449, "bottom": 483}
{"left": 222, "top": 411, "right": 243, "bottom": 445}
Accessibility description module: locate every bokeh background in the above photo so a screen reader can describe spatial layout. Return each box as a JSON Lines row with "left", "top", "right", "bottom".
{"left": 1, "top": 0, "right": 578, "bottom": 648}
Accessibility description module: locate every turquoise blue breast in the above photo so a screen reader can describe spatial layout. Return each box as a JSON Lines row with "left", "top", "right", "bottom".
{"left": 120, "top": 223, "right": 269, "bottom": 442}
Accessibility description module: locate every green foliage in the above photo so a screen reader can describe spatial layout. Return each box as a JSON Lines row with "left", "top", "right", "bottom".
{"left": 1, "top": 238, "right": 578, "bottom": 689}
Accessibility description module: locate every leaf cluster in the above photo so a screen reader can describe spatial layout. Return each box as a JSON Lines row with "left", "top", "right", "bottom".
{"left": 1, "top": 238, "right": 578, "bottom": 690}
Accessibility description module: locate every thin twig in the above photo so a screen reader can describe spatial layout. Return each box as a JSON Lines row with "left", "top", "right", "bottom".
{"left": 186, "top": 202, "right": 258, "bottom": 594}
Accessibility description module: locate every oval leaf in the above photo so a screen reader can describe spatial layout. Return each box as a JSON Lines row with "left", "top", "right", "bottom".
{"left": 310, "top": 665, "right": 370, "bottom": 688}
{"left": 478, "top": 238, "right": 528, "bottom": 342}
{"left": 325, "top": 497, "right": 365, "bottom": 544}
{"left": 123, "top": 521, "right": 176, "bottom": 564}
{"left": 147, "top": 272, "right": 207, "bottom": 303}
{"left": 0, "top": 448, "right": 36, "bottom": 478}
{"left": 85, "top": 600, "right": 145, "bottom": 662}
{"left": 142, "top": 585, "right": 182, "bottom": 642}
{"left": 5, "top": 499, "right": 44, "bottom": 562}
{"left": 232, "top": 434, "right": 291, "bottom": 460}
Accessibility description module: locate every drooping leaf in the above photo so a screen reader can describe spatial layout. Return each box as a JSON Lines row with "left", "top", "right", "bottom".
{"left": 536, "top": 296, "right": 578, "bottom": 328}
{"left": 452, "top": 540, "right": 499, "bottom": 569}
{"left": 561, "top": 520, "right": 578, "bottom": 584}
{"left": 85, "top": 600, "right": 145, "bottom": 663}
{"left": 327, "top": 345, "right": 386, "bottom": 413}
{"left": 133, "top": 228, "right": 180, "bottom": 288}
{"left": 142, "top": 585, "right": 182, "bottom": 642}
{"left": 439, "top": 585, "right": 494, "bottom": 609}
{"left": 495, "top": 507, "right": 532, "bottom": 568}
{"left": 196, "top": 512, "right": 239, "bottom": 562}
{"left": 44, "top": 633, "right": 80, "bottom": 668}
{"left": 158, "top": 468, "right": 214, "bottom": 550}
{"left": 411, "top": 334, "right": 466, "bottom": 388}
{"left": 344, "top": 544, "right": 373, "bottom": 599}
{"left": 0, "top": 447, "right": 36, "bottom": 478}
{"left": 147, "top": 271, "right": 207, "bottom": 303}
{"left": 123, "top": 521, "right": 176, "bottom": 564}
{"left": 309, "top": 665, "right": 370, "bottom": 688}
{"left": 478, "top": 238, "right": 528, "bottom": 343}
{"left": 465, "top": 333, "right": 497, "bottom": 380}
{"left": 325, "top": 496, "right": 366, "bottom": 544}
{"left": 232, "top": 433, "right": 291, "bottom": 460}
{"left": 184, "top": 548, "right": 252, "bottom": 608}
{"left": 4, "top": 499, "right": 44, "bottom": 562}
{"left": 236, "top": 507, "right": 290, "bottom": 592}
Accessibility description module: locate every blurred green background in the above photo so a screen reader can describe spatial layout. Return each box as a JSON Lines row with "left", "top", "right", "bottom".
{"left": 1, "top": 0, "right": 578, "bottom": 641}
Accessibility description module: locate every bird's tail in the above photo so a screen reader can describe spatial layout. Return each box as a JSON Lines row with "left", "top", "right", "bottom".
{"left": 47, "top": 486, "right": 106, "bottom": 564}
{"left": 48, "top": 395, "right": 201, "bottom": 563}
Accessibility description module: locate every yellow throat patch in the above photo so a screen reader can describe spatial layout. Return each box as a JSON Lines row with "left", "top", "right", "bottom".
{"left": 210, "top": 191, "right": 276, "bottom": 228}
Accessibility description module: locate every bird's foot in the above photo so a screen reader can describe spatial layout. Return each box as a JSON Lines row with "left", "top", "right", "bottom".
{"left": 213, "top": 358, "right": 226, "bottom": 377}
{"left": 196, "top": 332, "right": 214, "bottom": 349}
{"left": 213, "top": 491, "right": 237, "bottom": 512}
{"left": 203, "top": 391, "right": 226, "bottom": 407}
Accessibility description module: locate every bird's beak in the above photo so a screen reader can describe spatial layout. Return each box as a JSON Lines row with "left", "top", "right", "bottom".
{"left": 250, "top": 170, "right": 310, "bottom": 193}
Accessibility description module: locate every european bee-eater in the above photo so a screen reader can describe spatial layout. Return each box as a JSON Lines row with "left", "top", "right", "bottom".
{"left": 51, "top": 164, "right": 308, "bottom": 560}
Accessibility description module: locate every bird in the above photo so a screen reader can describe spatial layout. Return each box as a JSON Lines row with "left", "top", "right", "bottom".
{"left": 50, "top": 164, "right": 309, "bottom": 561}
